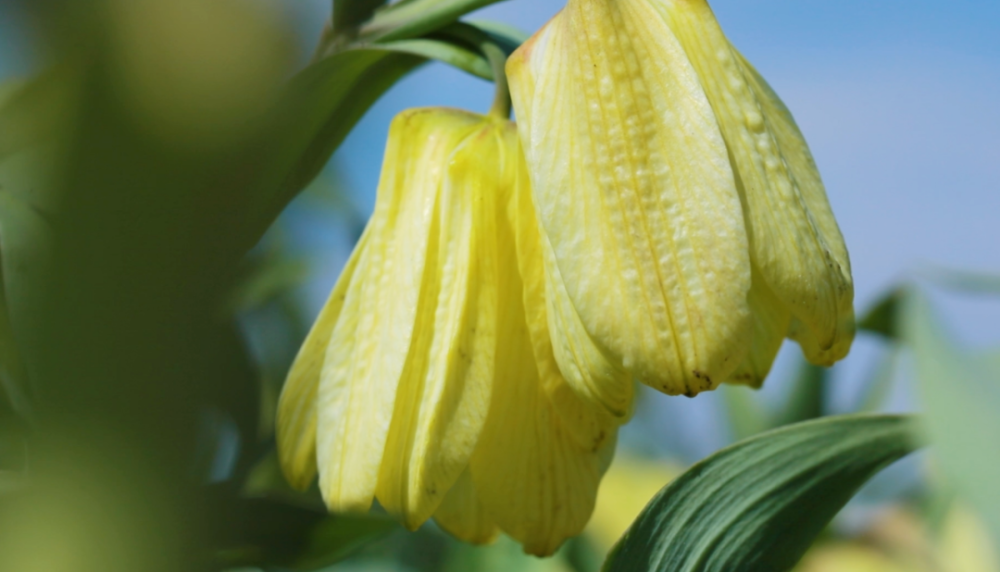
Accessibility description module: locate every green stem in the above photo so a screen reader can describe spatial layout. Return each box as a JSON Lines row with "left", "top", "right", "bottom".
{"left": 482, "top": 41, "right": 510, "bottom": 119}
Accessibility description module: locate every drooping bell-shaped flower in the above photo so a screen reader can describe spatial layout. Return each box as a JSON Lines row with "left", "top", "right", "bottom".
{"left": 506, "top": 0, "right": 854, "bottom": 410}
{"left": 276, "top": 108, "right": 619, "bottom": 556}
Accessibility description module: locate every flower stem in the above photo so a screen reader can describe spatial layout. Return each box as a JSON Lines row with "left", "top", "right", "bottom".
{"left": 482, "top": 42, "right": 511, "bottom": 119}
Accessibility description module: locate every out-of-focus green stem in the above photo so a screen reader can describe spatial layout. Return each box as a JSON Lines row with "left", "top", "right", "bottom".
{"left": 483, "top": 41, "right": 510, "bottom": 119}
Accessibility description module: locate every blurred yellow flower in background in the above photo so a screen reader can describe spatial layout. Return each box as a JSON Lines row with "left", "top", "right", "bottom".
{"left": 507, "top": 0, "right": 854, "bottom": 416}
{"left": 796, "top": 504, "right": 1000, "bottom": 572}
{"left": 584, "top": 455, "right": 681, "bottom": 551}
{"left": 277, "top": 108, "right": 621, "bottom": 556}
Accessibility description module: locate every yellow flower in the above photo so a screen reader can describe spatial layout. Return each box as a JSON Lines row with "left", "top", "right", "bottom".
{"left": 507, "top": 0, "right": 854, "bottom": 412}
{"left": 276, "top": 108, "right": 619, "bottom": 556}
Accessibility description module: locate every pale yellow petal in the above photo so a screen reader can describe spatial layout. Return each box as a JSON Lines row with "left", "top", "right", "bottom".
{"left": 376, "top": 117, "right": 501, "bottom": 529}
{"left": 275, "top": 229, "right": 370, "bottom": 491}
{"left": 469, "top": 206, "right": 618, "bottom": 556}
{"left": 726, "top": 262, "right": 791, "bottom": 388}
{"left": 316, "top": 109, "right": 482, "bottom": 513}
{"left": 735, "top": 52, "right": 856, "bottom": 364}
{"left": 658, "top": 0, "right": 854, "bottom": 364}
{"left": 506, "top": 135, "right": 626, "bottom": 444}
{"left": 508, "top": 0, "right": 753, "bottom": 401}
{"left": 432, "top": 468, "right": 499, "bottom": 545}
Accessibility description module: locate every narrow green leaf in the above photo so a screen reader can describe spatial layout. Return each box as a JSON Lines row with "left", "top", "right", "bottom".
{"left": 854, "top": 344, "right": 900, "bottom": 413}
{"left": 921, "top": 266, "right": 1000, "bottom": 295}
{"left": 376, "top": 38, "right": 493, "bottom": 79}
{"left": 604, "top": 414, "right": 920, "bottom": 572}
{"left": 902, "top": 289, "right": 1000, "bottom": 543}
{"left": 360, "top": 0, "right": 508, "bottom": 42}
{"left": 859, "top": 288, "right": 904, "bottom": 339}
{"left": 467, "top": 19, "right": 531, "bottom": 49}
{"left": 295, "top": 513, "right": 399, "bottom": 570}
{"left": 0, "top": 189, "right": 50, "bottom": 418}
{"left": 334, "top": 0, "right": 388, "bottom": 37}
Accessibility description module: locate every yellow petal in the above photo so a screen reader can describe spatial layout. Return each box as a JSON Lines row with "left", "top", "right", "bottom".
{"left": 315, "top": 109, "right": 483, "bottom": 513}
{"left": 470, "top": 180, "right": 619, "bottom": 555}
{"left": 275, "top": 229, "right": 370, "bottom": 491}
{"left": 507, "top": 137, "right": 625, "bottom": 445}
{"left": 432, "top": 468, "right": 499, "bottom": 545}
{"left": 376, "top": 117, "right": 504, "bottom": 528}
{"left": 659, "top": 0, "right": 854, "bottom": 365}
{"left": 726, "top": 262, "right": 792, "bottom": 388}
{"left": 508, "top": 0, "right": 753, "bottom": 402}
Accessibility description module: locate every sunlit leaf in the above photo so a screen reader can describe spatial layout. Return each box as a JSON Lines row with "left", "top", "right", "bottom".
{"left": 604, "top": 414, "right": 919, "bottom": 572}
{"left": 902, "top": 289, "right": 1000, "bottom": 543}
{"left": 376, "top": 38, "right": 493, "bottom": 79}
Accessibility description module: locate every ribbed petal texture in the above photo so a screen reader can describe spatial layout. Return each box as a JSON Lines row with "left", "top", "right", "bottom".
{"left": 277, "top": 108, "right": 621, "bottom": 556}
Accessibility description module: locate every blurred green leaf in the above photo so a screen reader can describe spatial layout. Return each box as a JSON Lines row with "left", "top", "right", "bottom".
{"left": 468, "top": 19, "right": 531, "bottom": 49}
{"left": 360, "top": 0, "right": 509, "bottom": 42}
{"left": 334, "top": 0, "right": 388, "bottom": 38}
{"left": 376, "top": 37, "right": 493, "bottom": 79}
{"left": 902, "top": 289, "right": 1000, "bottom": 543}
{"left": 921, "top": 267, "right": 1000, "bottom": 295}
{"left": 603, "top": 414, "right": 920, "bottom": 572}
{"left": 772, "top": 360, "right": 827, "bottom": 428}
{"left": 720, "top": 384, "right": 768, "bottom": 441}
{"left": 0, "top": 189, "right": 49, "bottom": 412}
{"left": 859, "top": 288, "right": 904, "bottom": 339}
{"left": 444, "top": 535, "right": 571, "bottom": 572}
{"left": 295, "top": 513, "right": 399, "bottom": 570}
{"left": 854, "top": 344, "right": 900, "bottom": 413}
{"left": 227, "top": 257, "right": 311, "bottom": 315}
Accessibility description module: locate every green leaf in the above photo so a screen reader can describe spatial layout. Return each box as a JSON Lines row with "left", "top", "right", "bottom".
{"left": 376, "top": 38, "right": 493, "bottom": 80}
{"left": 467, "top": 19, "right": 531, "bottom": 49}
{"left": 902, "top": 289, "right": 1000, "bottom": 543}
{"left": 334, "top": 0, "right": 389, "bottom": 37}
{"left": 0, "top": 189, "right": 50, "bottom": 419}
{"left": 443, "top": 535, "right": 573, "bottom": 572}
{"left": 603, "top": 414, "right": 920, "bottom": 572}
{"left": 920, "top": 266, "right": 1000, "bottom": 295}
{"left": 295, "top": 513, "right": 399, "bottom": 570}
{"left": 361, "top": 0, "right": 509, "bottom": 42}
{"left": 772, "top": 360, "right": 827, "bottom": 428}
{"left": 859, "top": 288, "right": 904, "bottom": 339}
{"left": 854, "top": 344, "right": 900, "bottom": 413}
